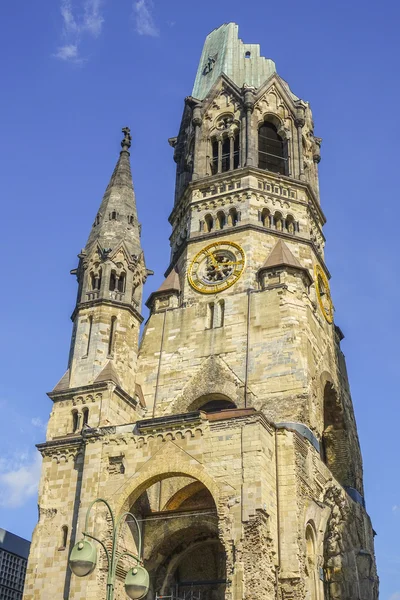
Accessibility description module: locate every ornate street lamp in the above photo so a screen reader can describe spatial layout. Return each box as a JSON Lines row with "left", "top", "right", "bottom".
{"left": 69, "top": 498, "right": 149, "bottom": 600}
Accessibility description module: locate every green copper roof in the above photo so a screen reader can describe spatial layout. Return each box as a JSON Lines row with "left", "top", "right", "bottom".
{"left": 192, "top": 23, "right": 276, "bottom": 100}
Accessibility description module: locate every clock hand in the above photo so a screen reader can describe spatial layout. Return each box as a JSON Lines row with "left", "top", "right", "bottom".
{"left": 206, "top": 250, "right": 219, "bottom": 268}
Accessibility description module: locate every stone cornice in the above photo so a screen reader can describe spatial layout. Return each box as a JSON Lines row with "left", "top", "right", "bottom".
{"left": 170, "top": 166, "right": 326, "bottom": 226}
{"left": 47, "top": 380, "right": 139, "bottom": 411}
{"left": 70, "top": 298, "right": 144, "bottom": 323}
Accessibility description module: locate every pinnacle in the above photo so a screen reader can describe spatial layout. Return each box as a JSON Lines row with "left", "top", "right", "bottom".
{"left": 84, "top": 127, "right": 141, "bottom": 257}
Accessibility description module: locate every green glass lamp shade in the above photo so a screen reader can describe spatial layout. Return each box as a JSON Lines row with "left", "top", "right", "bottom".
{"left": 125, "top": 566, "right": 150, "bottom": 599}
{"left": 69, "top": 539, "right": 97, "bottom": 577}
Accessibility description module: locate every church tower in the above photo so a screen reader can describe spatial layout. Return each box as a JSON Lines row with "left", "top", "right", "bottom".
{"left": 24, "top": 24, "right": 378, "bottom": 600}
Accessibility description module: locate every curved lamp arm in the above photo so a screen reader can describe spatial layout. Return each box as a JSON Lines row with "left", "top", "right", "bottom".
{"left": 114, "top": 511, "right": 142, "bottom": 560}
{"left": 82, "top": 498, "right": 116, "bottom": 571}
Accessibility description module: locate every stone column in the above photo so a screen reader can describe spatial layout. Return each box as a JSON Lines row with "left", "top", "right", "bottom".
{"left": 296, "top": 105, "right": 306, "bottom": 181}
{"left": 229, "top": 133, "right": 235, "bottom": 171}
{"left": 244, "top": 88, "right": 255, "bottom": 166}
{"left": 217, "top": 136, "right": 223, "bottom": 174}
{"left": 192, "top": 105, "right": 202, "bottom": 180}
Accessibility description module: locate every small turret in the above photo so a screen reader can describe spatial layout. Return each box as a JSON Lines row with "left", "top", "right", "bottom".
{"left": 61, "top": 128, "right": 149, "bottom": 392}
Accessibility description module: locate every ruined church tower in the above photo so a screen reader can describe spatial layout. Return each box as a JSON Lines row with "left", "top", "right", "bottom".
{"left": 24, "top": 23, "right": 378, "bottom": 600}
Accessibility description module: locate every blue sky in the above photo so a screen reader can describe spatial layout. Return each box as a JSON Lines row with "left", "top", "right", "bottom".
{"left": 0, "top": 0, "right": 399, "bottom": 597}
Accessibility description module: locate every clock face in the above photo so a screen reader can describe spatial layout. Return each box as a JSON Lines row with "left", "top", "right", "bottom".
{"left": 314, "top": 264, "right": 333, "bottom": 323}
{"left": 188, "top": 241, "right": 245, "bottom": 294}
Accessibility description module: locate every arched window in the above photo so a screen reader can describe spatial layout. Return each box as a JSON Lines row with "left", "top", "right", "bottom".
{"left": 258, "top": 122, "right": 286, "bottom": 174}
{"left": 245, "top": 51, "right": 251, "bottom": 58}
{"left": 261, "top": 208, "right": 270, "bottom": 227}
{"left": 60, "top": 526, "right": 68, "bottom": 550}
{"left": 228, "top": 208, "right": 239, "bottom": 227}
{"left": 274, "top": 212, "right": 283, "bottom": 231}
{"left": 198, "top": 398, "right": 236, "bottom": 413}
{"left": 109, "top": 271, "right": 116, "bottom": 291}
{"left": 72, "top": 410, "right": 79, "bottom": 433}
{"left": 204, "top": 214, "right": 214, "bottom": 233}
{"left": 82, "top": 407, "right": 89, "bottom": 427}
{"left": 117, "top": 273, "right": 126, "bottom": 293}
{"left": 90, "top": 270, "right": 101, "bottom": 290}
{"left": 215, "top": 299, "right": 224, "bottom": 327}
{"left": 286, "top": 215, "right": 296, "bottom": 234}
{"left": 305, "top": 524, "right": 318, "bottom": 600}
{"left": 216, "top": 211, "right": 226, "bottom": 230}
{"left": 110, "top": 211, "right": 117, "bottom": 220}
{"left": 211, "top": 132, "right": 240, "bottom": 174}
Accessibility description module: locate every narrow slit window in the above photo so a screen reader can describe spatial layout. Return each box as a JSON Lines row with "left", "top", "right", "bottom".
{"left": 108, "top": 316, "right": 116, "bottom": 356}
{"left": 215, "top": 299, "right": 225, "bottom": 328}
{"left": 60, "top": 526, "right": 68, "bottom": 550}
{"left": 85, "top": 315, "right": 93, "bottom": 356}
{"left": 207, "top": 303, "right": 215, "bottom": 329}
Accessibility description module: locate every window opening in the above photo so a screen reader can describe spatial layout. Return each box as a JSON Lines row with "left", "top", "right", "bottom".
{"left": 221, "top": 137, "right": 230, "bottom": 172}
{"left": 109, "top": 271, "right": 116, "bottom": 291}
{"left": 261, "top": 208, "right": 270, "bottom": 227}
{"left": 216, "top": 211, "right": 226, "bottom": 230}
{"left": 205, "top": 214, "right": 214, "bottom": 233}
{"left": 60, "top": 526, "right": 68, "bottom": 550}
{"left": 108, "top": 316, "right": 116, "bottom": 356}
{"left": 229, "top": 208, "right": 239, "bottom": 226}
{"left": 117, "top": 273, "right": 126, "bottom": 293}
{"left": 245, "top": 51, "right": 251, "bottom": 58}
{"left": 72, "top": 410, "right": 79, "bottom": 433}
{"left": 211, "top": 139, "right": 219, "bottom": 175}
{"left": 258, "top": 122, "right": 287, "bottom": 174}
{"left": 85, "top": 315, "right": 93, "bottom": 356}
{"left": 82, "top": 407, "right": 89, "bottom": 427}
{"left": 110, "top": 211, "right": 117, "bottom": 220}
{"left": 215, "top": 299, "right": 224, "bottom": 327}
{"left": 233, "top": 133, "right": 240, "bottom": 169}
{"left": 207, "top": 303, "right": 215, "bottom": 329}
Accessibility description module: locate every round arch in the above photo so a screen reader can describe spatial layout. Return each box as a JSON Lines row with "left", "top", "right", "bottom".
{"left": 188, "top": 393, "right": 236, "bottom": 413}
{"left": 115, "top": 461, "right": 221, "bottom": 516}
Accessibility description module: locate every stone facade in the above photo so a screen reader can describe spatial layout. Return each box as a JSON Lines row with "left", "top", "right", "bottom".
{"left": 24, "top": 23, "right": 378, "bottom": 600}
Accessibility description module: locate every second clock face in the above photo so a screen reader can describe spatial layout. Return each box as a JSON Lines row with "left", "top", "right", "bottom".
{"left": 188, "top": 241, "right": 245, "bottom": 294}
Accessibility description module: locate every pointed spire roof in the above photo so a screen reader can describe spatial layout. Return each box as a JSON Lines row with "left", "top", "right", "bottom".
{"left": 85, "top": 127, "right": 141, "bottom": 256}
{"left": 262, "top": 239, "right": 302, "bottom": 270}
{"left": 157, "top": 268, "right": 181, "bottom": 294}
{"left": 145, "top": 267, "right": 181, "bottom": 308}
{"left": 260, "top": 239, "right": 313, "bottom": 284}
{"left": 94, "top": 361, "right": 121, "bottom": 387}
{"left": 52, "top": 369, "right": 70, "bottom": 393}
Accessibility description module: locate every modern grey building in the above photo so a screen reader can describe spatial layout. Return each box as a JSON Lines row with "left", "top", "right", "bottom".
{"left": 0, "top": 529, "right": 30, "bottom": 600}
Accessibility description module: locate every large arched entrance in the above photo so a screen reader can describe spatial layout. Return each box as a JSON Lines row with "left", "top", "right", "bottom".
{"left": 129, "top": 475, "right": 227, "bottom": 600}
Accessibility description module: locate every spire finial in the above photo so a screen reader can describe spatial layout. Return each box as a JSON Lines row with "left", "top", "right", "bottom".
{"left": 121, "top": 126, "right": 132, "bottom": 152}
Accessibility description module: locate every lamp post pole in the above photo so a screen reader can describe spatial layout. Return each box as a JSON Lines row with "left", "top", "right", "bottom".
{"left": 69, "top": 497, "right": 149, "bottom": 600}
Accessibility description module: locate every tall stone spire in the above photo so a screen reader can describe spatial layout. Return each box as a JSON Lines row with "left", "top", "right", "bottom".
{"left": 85, "top": 127, "right": 141, "bottom": 256}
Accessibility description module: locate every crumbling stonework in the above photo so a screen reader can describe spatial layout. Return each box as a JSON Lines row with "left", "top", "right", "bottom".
{"left": 24, "top": 22, "right": 377, "bottom": 600}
